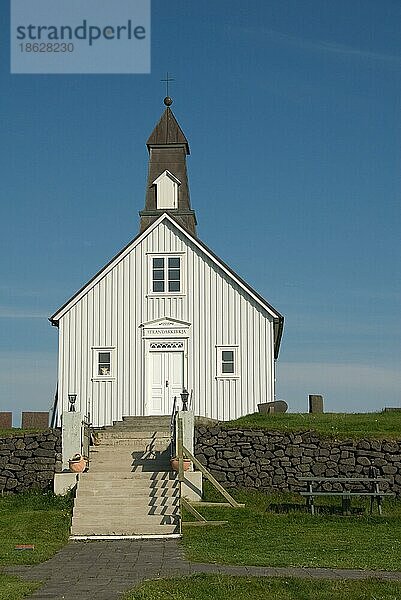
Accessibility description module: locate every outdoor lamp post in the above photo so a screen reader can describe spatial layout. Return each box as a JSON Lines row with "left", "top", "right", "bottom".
{"left": 180, "top": 388, "right": 189, "bottom": 411}
{"left": 68, "top": 394, "right": 77, "bottom": 412}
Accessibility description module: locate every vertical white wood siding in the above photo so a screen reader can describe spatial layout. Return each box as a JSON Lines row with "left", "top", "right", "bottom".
{"left": 57, "top": 220, "right": 276, "bottom": 426}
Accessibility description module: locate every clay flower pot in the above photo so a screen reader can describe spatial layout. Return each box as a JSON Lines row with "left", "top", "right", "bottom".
{"left": 69, "top": 454, "right": 87, "bottom": 473}
{"left": 170, "top": 457, "right": 191, "bottom": 472}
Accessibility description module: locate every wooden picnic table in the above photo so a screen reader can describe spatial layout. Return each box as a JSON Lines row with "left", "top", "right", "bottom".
{"left": 298, "top": 475, "right": 395, "bottom": 515}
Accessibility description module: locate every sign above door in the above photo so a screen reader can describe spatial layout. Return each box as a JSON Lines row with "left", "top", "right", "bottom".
{"left": 140, "top": 317, "right": 191, "bottom": 338}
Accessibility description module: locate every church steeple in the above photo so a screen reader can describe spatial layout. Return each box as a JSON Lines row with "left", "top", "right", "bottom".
{"left": 139, "top": 97, "right": 197, "bottom": 236}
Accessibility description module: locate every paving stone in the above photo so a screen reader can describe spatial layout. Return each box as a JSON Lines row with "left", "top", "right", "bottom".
{"left": 3, "top": 538, "right": 401, "bottom": 599}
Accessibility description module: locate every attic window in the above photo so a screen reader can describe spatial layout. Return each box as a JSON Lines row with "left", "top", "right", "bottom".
{"left": 152, "top": 257, "right": 181, "bottom": 293}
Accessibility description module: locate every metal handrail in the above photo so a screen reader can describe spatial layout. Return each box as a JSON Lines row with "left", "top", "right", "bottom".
{"left": 50, "top": 384, "right": 59, "bottom": 428}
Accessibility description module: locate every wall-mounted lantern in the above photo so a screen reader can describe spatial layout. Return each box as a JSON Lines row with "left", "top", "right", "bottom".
{"left": 68, "top": 394, "right": 77, "bottom": 412}
{"left": 180, "top": 388, "right": 189, "bottom": 411}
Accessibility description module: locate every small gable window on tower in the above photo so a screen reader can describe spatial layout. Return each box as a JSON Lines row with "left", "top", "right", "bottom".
{"left": 153, "top": 170, "right": 180, "bottom": 210}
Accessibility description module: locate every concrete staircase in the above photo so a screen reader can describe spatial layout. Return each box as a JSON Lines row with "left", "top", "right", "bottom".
{"left": 70, "top": 417, "right": 180, "bottom": 538}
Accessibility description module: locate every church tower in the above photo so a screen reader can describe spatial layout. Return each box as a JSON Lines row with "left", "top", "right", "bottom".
{"left": 139, "top": 97, "right": 197, "bottom": 236}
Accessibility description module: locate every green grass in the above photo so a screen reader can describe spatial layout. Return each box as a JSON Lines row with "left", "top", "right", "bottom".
{"left": 0, "top": 574, "right": 40, "bottom": 600}
{"left": 0, "top": 429, "right": 43, "bottom": 438}
{"left": 0, "top": 491, "right": 73, "bottom": 566}
{"left": 225, "top": 411, "right": 401, "bottom": 439}
{"left": 123, "top": 574, "right": 401, "bottom": 600}
{"left": 182, "top": 485, "right": 401, "bottom": 571}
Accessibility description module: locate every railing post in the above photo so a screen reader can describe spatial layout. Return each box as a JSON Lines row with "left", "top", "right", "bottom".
{"left": 177, "top": 409, "right": 194, "bottom": 470}
{"left": 61, "top": 410, "right": 84, "bottom": 471}
{"left": 177, "top": 416, "right": 184, "bottom": 482}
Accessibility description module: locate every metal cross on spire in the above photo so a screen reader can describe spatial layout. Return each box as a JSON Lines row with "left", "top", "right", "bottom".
{"left": 161, "top": 72, "right": 174, "bottom": 106}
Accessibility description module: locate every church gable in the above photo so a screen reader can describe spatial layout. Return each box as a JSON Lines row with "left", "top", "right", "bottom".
{"left": 51, "top": 214, "right": 281, "bottom": 333}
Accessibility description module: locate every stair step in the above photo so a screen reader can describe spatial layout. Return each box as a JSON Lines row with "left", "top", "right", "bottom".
{"left": 71, "top": 523, "right": 180, "bottom": 536}
{"left": 75, "top": 497, "right": 179, "bottom": 507}
{"left": 101, "top": 426, "right": 170, "bottom": 433}
{"left": 76, "top": 491, "right": 179, "bottom": 500}
{"left": 77, "top": 482, "right": 179, "bottom": 492}
{"left": 73, "top": 507, "right": 179, "bottom": 519}
{"left": 81, "top": 473, "right": 173, "bottom": 480}
{"left": 122, "top": 416, "right": 170, "bottom": 424}
{"left": 81, "top": 470, "right": 174, "bottom": 479}
{"left": 74, "top": 505, "right": 179, "bottom": 513}
{"left": 72, "top": 514, "right": 178, "bottom": 524}
{"left": 90, "top": 448, "right": 170, "bottom": 456}
{"left": 78, "top": 478, "right": 179, "bottom": 495}
{"left": 77, "top": 488, "right": 179, "bottom": 497}
{"left": 96, "top": 440, "right": 171, "bottom": 448}
{"left": 88, "top": 467, "right": 171, "bottom": 474}
{"left": 97, "top": 430, "right": 171, "bottom": 438}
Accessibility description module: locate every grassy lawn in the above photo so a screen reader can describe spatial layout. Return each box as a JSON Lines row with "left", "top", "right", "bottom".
{"left": 0, "top": 429, "right": 43, "bottom": 438}
{"left": 123, "top": 574, "right": 401, "bottom": 600}
{"left": 182, "top": 485, "right": 401, "bottom": 571}
{"left": 225, "top": 411, "right": 401, "bottom": 439}
{"left": 0, "top": 574, "right": 40, "bottom": 600}
{"left": 0, "top": 491, "right": 73, "bottom": 566}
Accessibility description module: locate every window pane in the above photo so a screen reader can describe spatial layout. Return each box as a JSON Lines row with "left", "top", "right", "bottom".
{"left": 168, "top": 280, "right": 180, "bottom": 292}
{"left": 153, "top": 280, "right": 165, "bottom": 292}
{"left": 153, "top": 269, "right": 164, "bottom": 280}
{"left": 222, "top": 362, "right": 234, "bottom": 373}
{"left": 222, "top": 351, "right": 234, "bottom": 362}
{"left": 98, "top": 351, "right": 111, "bottom": 376}
{"left": 153, "top": 258, "right": 164, "bottom": 268}
{"left": 168, "top": 269, "right": 180, "bottom": 281}
{"left": 168, "top": 257, "right": 180, "bottom": 268}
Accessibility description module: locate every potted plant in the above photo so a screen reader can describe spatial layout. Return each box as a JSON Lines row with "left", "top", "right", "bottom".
{"left": 170, "top": 456, "right": 191, "bottom": 472}
{"left": 68, "top": 453, "right": 87, "bottom": 473}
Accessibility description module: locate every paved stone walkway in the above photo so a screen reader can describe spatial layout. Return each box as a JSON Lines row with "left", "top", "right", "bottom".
{"left": 4, "top": 539, "right": 401, "bottom": 600}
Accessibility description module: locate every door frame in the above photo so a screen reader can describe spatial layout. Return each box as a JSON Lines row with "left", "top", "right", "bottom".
{"left": 144, "top": 338, "right": 188, "bottom": 416}
{"left": 140, "top": 318, "right": 191, "bottom": 416}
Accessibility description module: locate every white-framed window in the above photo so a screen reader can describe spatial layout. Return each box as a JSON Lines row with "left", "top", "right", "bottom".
{"left": 149, "top": 255, "right": 184, "bottom": 294}
{"left": 92, "top": 347, "right": 115, "bottom": 380}
{"left": 216, "top": 346, "right": 239, "bottom": 378}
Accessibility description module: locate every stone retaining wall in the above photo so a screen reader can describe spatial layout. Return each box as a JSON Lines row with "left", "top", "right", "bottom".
{"left": 0, "top": 430, "right": 61, "bottom": 493}
{"left": 194, "top": 426, "right": 401, "bottom": 496}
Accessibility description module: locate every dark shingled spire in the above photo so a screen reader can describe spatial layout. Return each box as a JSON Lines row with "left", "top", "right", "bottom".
{"left": 146, "top": 106, "right": 190, "bottom": 154}
{"left": 139, "top": 100, "right": 197, "bottom": 236}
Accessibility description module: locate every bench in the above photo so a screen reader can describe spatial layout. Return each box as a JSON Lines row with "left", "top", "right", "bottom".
{"left": 298, "top": 476, "right": 395, "bottom": 515}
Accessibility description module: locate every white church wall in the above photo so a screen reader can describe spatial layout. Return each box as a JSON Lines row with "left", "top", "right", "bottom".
{"left": 57, "top": 219, "right": 275, "bottom": 426}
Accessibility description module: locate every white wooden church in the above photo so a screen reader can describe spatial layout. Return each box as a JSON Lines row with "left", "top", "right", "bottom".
{"left": 50, "top": 98, "right": 284, "bottom": 427}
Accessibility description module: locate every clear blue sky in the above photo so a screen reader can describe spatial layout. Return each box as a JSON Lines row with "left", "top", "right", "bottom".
{"left": 1, "top": 0, "right": 400, "bottom": 422}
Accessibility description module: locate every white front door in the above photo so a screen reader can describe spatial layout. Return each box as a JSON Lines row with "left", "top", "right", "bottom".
{"left": 148, "top": 351, "right": 184, "bottom": 415}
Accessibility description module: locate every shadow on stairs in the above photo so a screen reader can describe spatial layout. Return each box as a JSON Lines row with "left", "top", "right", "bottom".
{"left": 70, "top": 422, "right": 180, "bottom": 540}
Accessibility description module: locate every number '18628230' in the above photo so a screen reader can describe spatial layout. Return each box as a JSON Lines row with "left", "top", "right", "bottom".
{"left": 19, "top": 43, "right": 74, "bottom": 53}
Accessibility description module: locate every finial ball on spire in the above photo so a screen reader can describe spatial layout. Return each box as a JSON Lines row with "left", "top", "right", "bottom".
{"left": 164, "top": 96, "right": 173, "bottom": 106}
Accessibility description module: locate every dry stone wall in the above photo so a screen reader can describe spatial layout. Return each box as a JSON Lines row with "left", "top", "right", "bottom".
{"left": 0, "top": 430, "right": 61, "bottom": 493}
{"left": 194, "top": 426, "right": 401, "bottom": 496}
